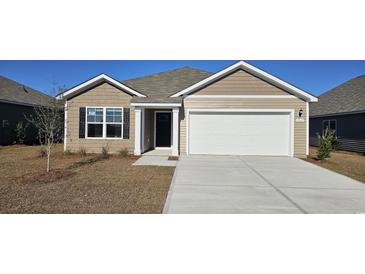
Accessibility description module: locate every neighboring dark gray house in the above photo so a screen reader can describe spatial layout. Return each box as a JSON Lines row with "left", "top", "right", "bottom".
{"left": 0, "top": 76, "right": 52, "bottom": 145}
{"left": 310, "top": 75, "right": 365, "bottom": 153}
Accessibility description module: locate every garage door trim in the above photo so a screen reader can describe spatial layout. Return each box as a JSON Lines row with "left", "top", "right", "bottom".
{"left": 186, "top": 108, "right": 295, "bottom": 156}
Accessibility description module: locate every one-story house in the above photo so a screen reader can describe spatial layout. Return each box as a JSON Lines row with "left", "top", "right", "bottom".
{"left": 0, "top": 76, "right": 52, "bottom": 145}
{"left": 56, "top": 61, "right": 317, "bottom": 157}
{"left": 310, "top": 75, "right": 365, "bottom": 153}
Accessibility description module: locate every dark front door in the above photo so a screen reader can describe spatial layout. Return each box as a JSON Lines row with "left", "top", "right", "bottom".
{"left": 155, "top": 112, "right": 172, "bottom": 147}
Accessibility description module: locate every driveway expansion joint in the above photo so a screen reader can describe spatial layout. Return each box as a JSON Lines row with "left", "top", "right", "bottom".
{"left": 165, "top": 155, "right": 365, "bottom": 214}
{"left": 238, "top": 157, "right": 308, "bottom": 214}
{"left": 276, "top": 186, "right": 365, "bottom": 191}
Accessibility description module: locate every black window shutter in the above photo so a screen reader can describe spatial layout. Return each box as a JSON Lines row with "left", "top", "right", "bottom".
{"left": 123, "top": 108, "right": 130, "bottom": 139}
{"left": 79, "top": 107, "right": 86, "bottom": 138}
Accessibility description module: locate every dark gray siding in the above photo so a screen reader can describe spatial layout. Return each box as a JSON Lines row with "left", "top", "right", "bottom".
{"left": 309, "top": 112, "right": 365, "bottom": 153}
{"left": 0, "top": 102, "right": 39, "bottom": 145}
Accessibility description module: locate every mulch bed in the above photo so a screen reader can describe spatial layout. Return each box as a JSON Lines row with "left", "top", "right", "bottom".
{"left": 16, "top": 169, "right": 76, "bottom": 184}
{"left": 303, "top": 147, "right": 365, "bottom": 183}
{"left": 168, "top": 156, "right": 179, "bottom": 161}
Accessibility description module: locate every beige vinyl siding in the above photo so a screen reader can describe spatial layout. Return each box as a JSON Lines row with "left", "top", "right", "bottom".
{"left": 66, "top": 82, "right": 135, "bottom": 154}
{"left": 192, "top": 69, "right": 290, "bottom": 96}
{"left": 180, "top": 97, "right": 307, "bottom": 157}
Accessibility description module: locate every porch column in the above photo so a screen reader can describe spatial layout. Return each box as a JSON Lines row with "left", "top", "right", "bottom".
{"left": 172, "top": 107, "right": 179, "bottom": 156}
{"left": 134, "top": 107, "right": 142, "bottom": 155}
{"left": 141, "top": 108, "right": 145, "bottom": 153}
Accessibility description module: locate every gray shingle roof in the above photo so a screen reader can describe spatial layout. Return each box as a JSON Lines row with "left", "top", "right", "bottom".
{"left": 0, "top": 76, "right": 52, "bottom": 106}
{"left": 310, "top": 75, "right": 365, "bottom": 117}
{"left": 121, "top": 67, "right": 213, "bottom": 103}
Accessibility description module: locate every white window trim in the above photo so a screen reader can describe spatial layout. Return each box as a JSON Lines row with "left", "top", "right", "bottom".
{"left": 85, "top": 106, "right": 124, "bottom": 140}
{"left": 322, "top": 119, "right": 337, "bottom": 137}
{"left": 185, "top": 108, "right": 295, "bottom": 157}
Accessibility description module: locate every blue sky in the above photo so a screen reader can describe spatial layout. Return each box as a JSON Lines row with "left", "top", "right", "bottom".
{"left": 1, "top": 60, "right": 365, "bottom": 96}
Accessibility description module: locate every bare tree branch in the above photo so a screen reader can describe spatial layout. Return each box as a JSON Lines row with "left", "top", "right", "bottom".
{"left": 26, "top": 98, "right": 64, "bottom": 172}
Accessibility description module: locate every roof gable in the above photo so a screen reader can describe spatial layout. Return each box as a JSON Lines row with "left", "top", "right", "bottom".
{"left": 190, "top": 69, "right": 291, "bottom": 96}
{"left": 170, "top": 61, "right": 318, "bottom": 102}
{"left": 56, "top": 74, "right": 146, "bottom": 99}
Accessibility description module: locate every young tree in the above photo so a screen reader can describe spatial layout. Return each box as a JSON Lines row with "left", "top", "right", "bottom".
{"left": 316, "top": 127, "right": 336, "bottom": 160}
{"left": 26, "top": 99, "right": 64, "bottom": 172}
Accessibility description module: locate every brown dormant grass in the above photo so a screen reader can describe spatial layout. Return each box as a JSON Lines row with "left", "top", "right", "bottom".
{"left": 303, "top": 147, "right": 365, "bottom": 183}
{"left": 0, "top": 144, "right": 175, "bottom": 213}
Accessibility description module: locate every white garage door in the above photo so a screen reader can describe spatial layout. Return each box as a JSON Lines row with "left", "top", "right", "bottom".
{"left": 188, "top": 111, "right": 292, "bottom": 156}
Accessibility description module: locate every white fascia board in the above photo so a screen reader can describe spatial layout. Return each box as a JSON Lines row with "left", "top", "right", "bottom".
{"left": 187, "top": 108, "right": 294, "bottom": 113}
{"left": 56, "top": 74, "right": 146, "bottom": 99}
{"left": 239, "top": 61, "right": 318, "bottom": 102}
{"left": 171, "top": 61, "right": 318, "bottom": 103}
{"left": 130, "top": 103, "right": 181, "bottom": 107}
{"left": 187, "top": 95, "right": 296, "bottom": 99}
{"left": 171, "top": 62, "right": 243, "bottom": 98}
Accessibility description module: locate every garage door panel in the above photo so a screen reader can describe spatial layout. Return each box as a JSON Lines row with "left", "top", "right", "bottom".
{"left": 189, "top": 112, "right": 291, "bottom": 156}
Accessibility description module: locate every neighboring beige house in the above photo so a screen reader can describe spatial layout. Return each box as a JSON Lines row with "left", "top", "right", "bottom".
{"left": 56, "top": 61, "right": 318, "bottom": 157}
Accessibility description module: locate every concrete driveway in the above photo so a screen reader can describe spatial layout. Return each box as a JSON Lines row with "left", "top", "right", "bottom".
{"left": 163, "top": 155, "right": 365, "bottom": 214}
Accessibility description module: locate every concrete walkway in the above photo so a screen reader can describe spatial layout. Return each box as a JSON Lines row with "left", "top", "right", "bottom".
{"left": 164, "top": 155, "right": 365, "bottom": 214}
{"left": 133, "top": 156, "right": 177, "bottom": 167}
{"left": 133, "top": 149, "right": 177, "bottom": 167}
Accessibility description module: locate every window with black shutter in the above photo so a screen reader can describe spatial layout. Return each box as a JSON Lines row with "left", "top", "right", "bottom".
{"left": 123, "top": 108, "right": 130, "bottom": 139}
{"left": 79, "top": 107, "right": 86, "bottom": 138}
{"left": 81, "top": 107, "right": 127, "bottom": 139}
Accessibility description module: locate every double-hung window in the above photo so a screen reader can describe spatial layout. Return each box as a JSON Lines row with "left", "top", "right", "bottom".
{"left": 2, "top": 120, "right": 9, "bottom": 128}
{"left": 86, "top": 107, "right": 123, "bottom": 139}
{"left": 106, "top": 108, "right": 123, "bottom": 138}
{"left": 87, "top": 107, "right": 104, "bottom": 138}
{"left": 322, "top": 119, "right": 337, "bottom": 137}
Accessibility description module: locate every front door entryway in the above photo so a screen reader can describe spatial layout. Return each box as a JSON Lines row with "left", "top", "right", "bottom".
{"left": 155, "top": 112, "right": 172, "bottom": 147}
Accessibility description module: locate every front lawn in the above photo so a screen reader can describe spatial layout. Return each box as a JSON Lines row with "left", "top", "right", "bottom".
{"left": 0, "top": 145, "right": 175, "bottom": 213}
{"left": 303, "top": 147, "right": 365, "bottom": 183}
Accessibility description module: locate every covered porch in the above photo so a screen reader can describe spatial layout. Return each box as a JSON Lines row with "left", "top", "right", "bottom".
{"left": 132, "top": 102, "right": 181, "bottom": 156}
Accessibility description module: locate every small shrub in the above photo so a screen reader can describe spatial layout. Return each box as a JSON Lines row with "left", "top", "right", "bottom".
{"left": 14, "top": 121, "right": 29, "bottom": 144}
{"left": 101, "top": 145, "right": 109, "bottom": 159}
{"left": 68, "top": 156, "right": 100, "bottom": 169}
{"left": 38, "top": 147, "right": 47, "bottom": 158}
{"left": 316, "top": 128, "right": 336, "bottom": 160}
{"left": 78, "top": 147, "right": 87, "bottom": 156}
{"left": 332, "top": 137, "right": 340, "bottom": 151}
{"left": 119, "top": 148, "right": 129, "bottom": 158}
{"left": 64, "top": 149, "right": 73, "bottom": 155}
